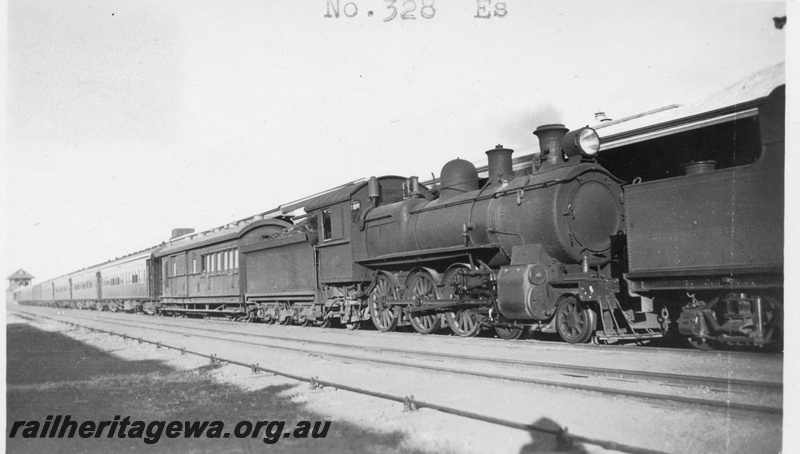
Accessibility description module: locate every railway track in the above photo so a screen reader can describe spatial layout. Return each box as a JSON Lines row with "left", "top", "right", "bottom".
{"left": 13, "top": 307, "right": 782, "bottom": 417}
{"left": 17, "top": 302, "right": 781, "bottom": 358}
{"left": 12, "top": 307, "right": 679, "bottom": 454}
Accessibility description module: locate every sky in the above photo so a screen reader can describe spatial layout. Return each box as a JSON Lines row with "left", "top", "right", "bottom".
{"left": 3, "top": 0, "right": 789, "bottom": 282}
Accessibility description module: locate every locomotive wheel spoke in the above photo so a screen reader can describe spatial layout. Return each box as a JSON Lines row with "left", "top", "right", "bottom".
{"left": 555, "top": 296, "right": 595, "bottom": 344}
{"left": 495, "top": 325, "right": 525, "bottom": 340}
{"left": 440, "top": 265, "right": 482, "bottom": 337}
{"left": 369, "top": 274, "right": 400, "bottom": 332}
{"left": 345, "top": 305, "right": 363, "bottom": 330}
{"left": 445, "top": 309, "right": 481, "bottom": 337}
{"left": 406, "top": 271, "right": 442, "bottom": 335}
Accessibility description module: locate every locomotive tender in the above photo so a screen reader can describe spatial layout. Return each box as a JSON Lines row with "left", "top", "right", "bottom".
{"left": 15, "top": 70, "right": 785, "bottom": 350}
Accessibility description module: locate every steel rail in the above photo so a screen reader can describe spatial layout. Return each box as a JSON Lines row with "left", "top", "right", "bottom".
{"left": 13, "top": 309, "right": 671, "bottom": 454}
{"left": 44, "top": 309, "right": 782, "bottom": 393}
{"left": 17, "top": 308, "right": 782, "bottom": 416}
{"left": 15, "top": 301, "right": 781, "bottom": 359}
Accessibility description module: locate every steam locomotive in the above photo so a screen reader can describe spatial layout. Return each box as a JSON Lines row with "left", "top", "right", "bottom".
{"left": 15, "top": 76, "right": 784, "bottom": 350}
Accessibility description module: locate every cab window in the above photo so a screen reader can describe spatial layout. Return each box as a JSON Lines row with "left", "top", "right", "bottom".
{"left": 322, "top": 209, "right": 332, "bottom": 240}
{"left": 321, "top": 206, "right": 344, "bottom": 241}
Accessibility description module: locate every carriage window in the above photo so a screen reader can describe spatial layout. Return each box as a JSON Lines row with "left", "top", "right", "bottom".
{"left": 351, "top": 200, "right": 361, "bottom": 223}
{"left": 192, "top": 258, "right": 197, "bottom": 274}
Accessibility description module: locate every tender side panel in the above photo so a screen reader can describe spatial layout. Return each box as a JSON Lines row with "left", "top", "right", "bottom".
{"left": 625, "top": 163, "right": 783, "bottom": 274}
{"left": 241, "top": 234, "right": 317, "bottom": 297}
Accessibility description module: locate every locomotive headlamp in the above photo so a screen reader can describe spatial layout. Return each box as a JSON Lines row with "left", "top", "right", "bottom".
{"left": 561, "top": 127, "right": 601, "bottom": 158}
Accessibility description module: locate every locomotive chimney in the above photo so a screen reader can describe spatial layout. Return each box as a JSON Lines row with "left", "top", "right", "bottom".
{"left": 367, "top": 176, "right": 380, "bottom": 201}
{"left": 407, "top": 176, "right": 423, "bottom": 198}
{"left": 485, "top": 144, "right": 514, "bottom": 184}
{"left": 533, "top": 124, "right": 569, "bottom": 166}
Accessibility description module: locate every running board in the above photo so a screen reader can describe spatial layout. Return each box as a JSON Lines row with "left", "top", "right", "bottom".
{"left": 577, "top": 279, "right": 664, "bottom": 341}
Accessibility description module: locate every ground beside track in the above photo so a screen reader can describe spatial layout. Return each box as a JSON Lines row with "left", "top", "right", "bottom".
{"left": 5, "top": 316, "right": 429, "bottom": 453}
{"left": 7, "top": 308, "right": 785, "bottom": 453}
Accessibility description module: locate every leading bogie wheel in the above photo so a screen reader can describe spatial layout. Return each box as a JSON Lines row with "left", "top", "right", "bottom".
{"left": 555, "top": 296, "right": 595, "bottom": 344}
{"left": 495, "top": 325, "right": 526, "bottom": 340}
{"left": 406, "top": 271, "right": 442, "bottom": 335}
{"left": 369, "top": 274, "right": 401, "bottom": 332}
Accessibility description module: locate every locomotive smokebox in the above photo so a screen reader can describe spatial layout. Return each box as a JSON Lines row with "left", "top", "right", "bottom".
{"left": 534, "top": 124, "right": 569, "bottom": 164}
{"left": 439, "top": 158, "right": 479, "bottom": 199}
{"left": 486, "top": 144, "right": 514, "bottom": 184}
